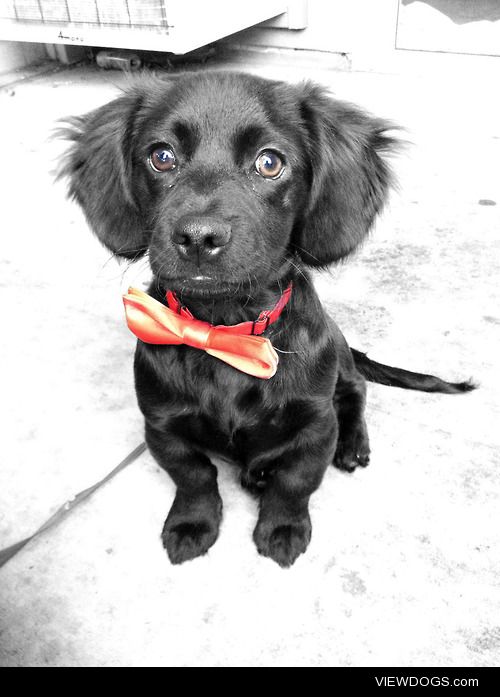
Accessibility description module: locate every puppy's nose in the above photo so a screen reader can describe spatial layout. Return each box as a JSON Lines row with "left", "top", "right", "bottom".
{"left": 172, "top": 216, "right": 231, "bottom": 263}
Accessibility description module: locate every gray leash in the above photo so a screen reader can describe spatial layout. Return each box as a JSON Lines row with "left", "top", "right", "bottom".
{"left": 0, "top": 442, "right": 147, "bottom": 569}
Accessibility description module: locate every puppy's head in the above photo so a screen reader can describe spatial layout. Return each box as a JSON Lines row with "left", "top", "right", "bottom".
{"left": 60, "top": 72, "right": 397, "bottom": 296}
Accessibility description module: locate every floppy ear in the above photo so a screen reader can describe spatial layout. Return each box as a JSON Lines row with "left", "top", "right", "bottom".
{"left": 58, "top": 88, "right": 149, "bottom": 259}
{"left": 294, "top": 84, "right": 398, "bottom": 267}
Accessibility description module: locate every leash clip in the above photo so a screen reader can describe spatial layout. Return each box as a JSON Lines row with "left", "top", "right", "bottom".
{"left": 252, "top": 310, "right": 272, "bottom": 335}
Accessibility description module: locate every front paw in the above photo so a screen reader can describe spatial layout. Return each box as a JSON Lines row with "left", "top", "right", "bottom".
{"left": 162, "top": 493, "right": 222, "bottom": 564}
{"left": 253, "top": 514, "right": 312, "bottom": 568}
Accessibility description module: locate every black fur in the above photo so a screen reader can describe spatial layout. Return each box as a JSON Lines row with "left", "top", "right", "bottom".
{"left": 59, "top": 71, "right": 474, "bottom": 567}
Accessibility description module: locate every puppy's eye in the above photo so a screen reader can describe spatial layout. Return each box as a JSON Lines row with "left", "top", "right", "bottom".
{"left": 255, "top": 150, "right": 284, "bottom": 179}
{"left": 149, "top": 145, "right": 177, "bottom": 173}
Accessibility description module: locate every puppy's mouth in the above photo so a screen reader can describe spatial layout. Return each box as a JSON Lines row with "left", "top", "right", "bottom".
{"left": 161, "top": 274, "right": 249, "bottom": 299}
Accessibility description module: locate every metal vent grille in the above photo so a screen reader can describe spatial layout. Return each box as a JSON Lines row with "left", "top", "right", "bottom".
{"left": 2, "top": 1, "right": 169, "bottom": 28}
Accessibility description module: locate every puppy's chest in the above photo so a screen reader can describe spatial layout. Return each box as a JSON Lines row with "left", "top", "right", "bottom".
{"left": 156, "top": 346, "right": 312, "bottom": 463}
{"left": 175, "top": 357, "right": 287, "bottom": 461}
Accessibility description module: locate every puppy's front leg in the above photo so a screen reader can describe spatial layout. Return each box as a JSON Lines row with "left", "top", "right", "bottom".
{"left": 253, "top": 437, "right": 334, "bottom": 568}
{"left": 146, "top": 424, "right": 222, "bottom": 564}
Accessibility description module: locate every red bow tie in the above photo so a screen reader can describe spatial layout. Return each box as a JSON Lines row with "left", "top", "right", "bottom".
{"left": 123, "top": 284, "right": 292, "bottom": 379}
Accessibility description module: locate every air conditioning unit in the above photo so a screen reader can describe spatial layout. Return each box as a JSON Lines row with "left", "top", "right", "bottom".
{"left": 0, "top": 1, "right": 307, "bottom": 54}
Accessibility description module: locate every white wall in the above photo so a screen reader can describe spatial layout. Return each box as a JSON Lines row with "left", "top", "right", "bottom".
{"left": 0, "top": 40, "right": 46, "bottom": 75}
{"left": 224, "top": 0, "right": 401, "bottom": 71}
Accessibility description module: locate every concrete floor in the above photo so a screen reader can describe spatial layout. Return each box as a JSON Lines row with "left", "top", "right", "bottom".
{"left": 0, "top": 51, "right": 499, "bottom": 667}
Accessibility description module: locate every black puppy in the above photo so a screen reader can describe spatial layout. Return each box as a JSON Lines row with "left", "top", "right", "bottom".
{"left": 60, "top": 71, "right": 473, "bottom": 567}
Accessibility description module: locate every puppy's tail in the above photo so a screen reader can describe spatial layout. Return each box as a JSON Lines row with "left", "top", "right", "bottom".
{"left": 351, "top": 348, "right": 476, "bottom": 394}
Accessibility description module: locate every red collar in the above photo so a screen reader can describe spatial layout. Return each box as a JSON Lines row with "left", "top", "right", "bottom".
{"left": 165, "top": 282, "right": 293, "bottom": 336}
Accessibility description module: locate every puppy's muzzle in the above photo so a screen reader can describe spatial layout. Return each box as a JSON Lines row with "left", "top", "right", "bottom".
{"left": 172, "top": 216, "right": 231, "bottom": 264}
